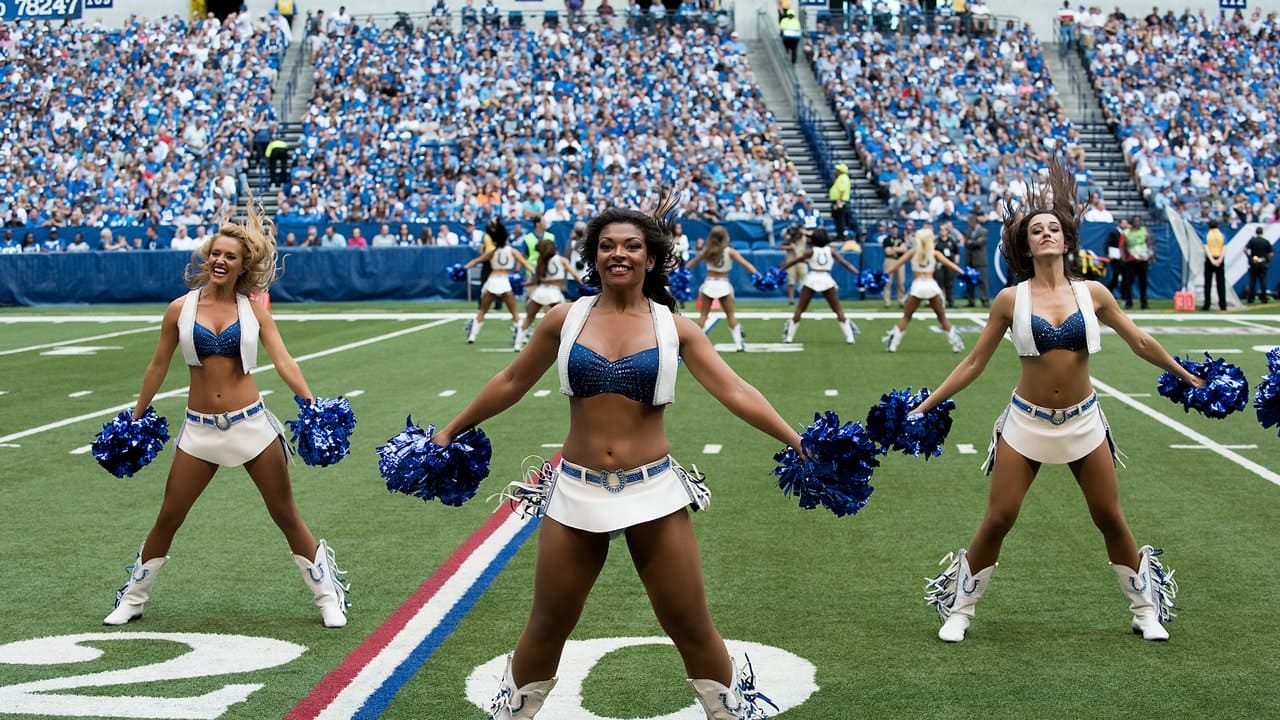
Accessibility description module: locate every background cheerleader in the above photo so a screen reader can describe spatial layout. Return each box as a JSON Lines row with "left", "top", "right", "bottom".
{"left": 910, "top": 158, "right": 1203, "bottom": 643}
{"left": 685, "top": 225, "right": 758, "bottom": 352}
{"left": 515, "top": 237, "right": 583, "bottom": 350}
{"left": 882, "top": 227, "right": 966, "bottom": 353}
{"left": 104, "top": 203, "right": 349, "bottom": 629}
{"left": 779, "top": 228, "right": 860, "bottom": 344}
{"left": 463, "top": 218, "right": 535, "bottom": 344}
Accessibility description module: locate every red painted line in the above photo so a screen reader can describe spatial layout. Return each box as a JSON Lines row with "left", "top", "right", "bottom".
{"left": 285, "top": 506, "right": 514, "bottom": 719}
{"left": 286, "top": 455, "right": 558, "bottom": 719}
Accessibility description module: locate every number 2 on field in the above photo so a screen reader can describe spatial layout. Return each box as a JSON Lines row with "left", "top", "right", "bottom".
{"left": 0, "top": 632, "right": 305, "bottom": 719}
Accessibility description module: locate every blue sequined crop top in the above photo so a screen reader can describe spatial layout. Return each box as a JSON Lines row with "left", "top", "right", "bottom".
{"left": 193, "top": 320, "right": 241, "bottom": 359}
{"left": 1031, "top": 310, "right": 1086, "bottom": 353}
{"left": 567, "top": 343, "right": 659, "bottom": 403}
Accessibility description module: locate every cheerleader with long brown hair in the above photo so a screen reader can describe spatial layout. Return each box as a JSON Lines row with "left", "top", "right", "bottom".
{"left": 909, "top": 158, "right": 1203, "bottom": 643}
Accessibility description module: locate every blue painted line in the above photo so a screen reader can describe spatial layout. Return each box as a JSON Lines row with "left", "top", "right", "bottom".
{"left": 351, "top": 516, "right": 541, "bottom": 719}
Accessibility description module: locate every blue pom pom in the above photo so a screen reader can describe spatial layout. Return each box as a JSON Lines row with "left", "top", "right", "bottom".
{"left": 856, "top": 271, "right": 888, "bottom": 294}
{"left": 446, "top": 263, "right": 468, "bottom": 282}
{"left": 92, "top": 407, "right": 170, "bottom": 478}
{"left": 751, "top": 267, "right": 787, "bottom": 292}
{"left": 1158, "top": 353, "right": 1249, "bottom": 419}
{"left": 1255, "top": 347, "right": 1280, "bottom": 435}
{"left": 376, "top": 418, "right": 493, "bottom": 507}
{"left": 669, "top": 268, "right": 695, "bottom": 302}
{"left": 286, "top": 396, "right": 356, "bottom": 467}
{"left": 509, "top": 272, "right": 525, "bottom": 297}
{"left": 865, "top": 387, "right": 955, "bottom": 458}
{"left": 957, "top": 266, "right": 982, "bottom": 289}
{"left": 578, "top": 283, "right": 600, "bottom": 296}
{"left": 773, "top": 411, "right": 881, "bottom": 517}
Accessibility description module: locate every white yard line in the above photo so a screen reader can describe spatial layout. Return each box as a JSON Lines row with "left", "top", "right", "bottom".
{"left": 0, "top": 325, "right": 160, "bottom": 356}
{"left": 1091, "top": 376, "right": 1280, "bottom": 488}
{"left": 0, "top": 319, "right": 454, "bottom": 445}
{"left": 1225, "top": 317, "right": 1280, "bottom": 332}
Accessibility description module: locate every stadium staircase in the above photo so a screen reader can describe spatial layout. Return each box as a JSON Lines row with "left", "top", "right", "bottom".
{"left": 745, "top": 17, "right": 891, "bottom": 235}
{"left": 1042, "top": 47, "right": 1148, "bottom": 219}
{"left": 241, "top": 36, "right": 313, "bottom": 218}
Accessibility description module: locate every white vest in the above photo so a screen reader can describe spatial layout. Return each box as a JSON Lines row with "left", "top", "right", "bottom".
{"left": 705, "top": 251, "right": 732, "bottom": 273}
{"left": 557, "top": 295, "right": 680, "bottom": 406}
{"left": 542, "top": 256, "right": 567, "bottom": 282}
{"left": 808, "top": 246, "right": 834, "bottom": 272}
{"left": 1010, "top": 280, "right": 1102, "bottom": 357}
{"left": 491, "top": 247, "right": 515, "bottom": 271}
{"left": 177, "top": 289, "right": 260, "bottom": 373}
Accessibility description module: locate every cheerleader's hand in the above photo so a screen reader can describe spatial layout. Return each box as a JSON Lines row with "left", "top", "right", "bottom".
{"left": 430, "top": 429, "right": 453, "bottom": 447}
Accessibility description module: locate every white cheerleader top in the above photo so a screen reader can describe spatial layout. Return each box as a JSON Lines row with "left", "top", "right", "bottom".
{"left": 177, "top": 289, "right": 260, "bottom": 373}
{"left": 557, "top": 295, "right": 680, "bottom": 406}
{"left": 1009, "top": 280, "right": 1102, "bottom": 357}
{"left": 490, "top": 247, "right": 516, "bottom": 271}
{"left": 911, "top": 252, "right": 937, "bottom": 274}
{"left": 807, "top": 246, "right": 834, "bottom": 273}
{"left": 705, "top": 251, "right": 733, "bottom": 274}
{"left": 541, "top": 256, "right": 568, "bottom": 283}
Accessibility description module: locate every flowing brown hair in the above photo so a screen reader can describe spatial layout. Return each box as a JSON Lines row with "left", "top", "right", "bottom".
{"left": 998, "top": 156, "right": 1086, "bottom": 281}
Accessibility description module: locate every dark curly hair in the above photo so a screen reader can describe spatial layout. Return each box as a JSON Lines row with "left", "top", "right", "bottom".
{"left": 998, "top": 155, "right": 1086, "bottom": 282}
{"left": 578, "top": 188, "right": 680, "bottom": 311}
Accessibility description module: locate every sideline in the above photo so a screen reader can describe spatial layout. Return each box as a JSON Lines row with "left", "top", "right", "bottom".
{"left": 0, "top": 320, "right": 455, "bottom": 445}
{"left": 1091, "top": 376, "right": 1280, "bottom": 488}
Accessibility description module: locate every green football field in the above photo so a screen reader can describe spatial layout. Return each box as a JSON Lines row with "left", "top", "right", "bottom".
{"left": 0, "top": 299, "right": 1277, "bottom": 720}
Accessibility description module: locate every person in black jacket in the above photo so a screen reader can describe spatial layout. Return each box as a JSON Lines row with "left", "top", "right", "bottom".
{"left": 1244, "top": 226, "right": 1274, "bottom": 303}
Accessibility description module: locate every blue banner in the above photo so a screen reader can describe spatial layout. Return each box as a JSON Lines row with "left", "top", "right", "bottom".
{"left": 0, "top": 0, "right": 83, "bottom": 21}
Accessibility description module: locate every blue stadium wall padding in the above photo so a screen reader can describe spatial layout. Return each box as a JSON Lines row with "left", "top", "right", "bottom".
{"left": 7, "top": 220, "right": 1276, "bottom": 306}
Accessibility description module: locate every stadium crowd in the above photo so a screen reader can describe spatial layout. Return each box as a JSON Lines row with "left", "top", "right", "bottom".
{"left": 275, "top": 17, "right": 806, "bottom": 234}
{"left": 0, "top": 12, "right": 287, "bottom": 234}
{"left": 1078, "top": 5, "right": 1280, "bottom": 224}
{"left": 809, "top": 12, "right": 1098, "bottom": 226}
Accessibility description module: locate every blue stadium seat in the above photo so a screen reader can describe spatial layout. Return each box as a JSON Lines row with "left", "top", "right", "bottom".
{"left": 508, "top": 10, "right": 524, "bottom": 28}
{"left": 543, "top": 10, "right": 558, "bottom": 28}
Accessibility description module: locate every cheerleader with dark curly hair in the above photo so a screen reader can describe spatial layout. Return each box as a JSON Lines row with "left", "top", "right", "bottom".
{"left": 432, "top": 190, "right": 801, "bottom": 719}
{"left": 103, "top": 202, "right": 349, "bottom": 629}
{"left": 909, "top": 158, "right": 1203, "bottom": 643}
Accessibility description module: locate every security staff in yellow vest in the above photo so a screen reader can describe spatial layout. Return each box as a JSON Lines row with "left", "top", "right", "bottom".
{"left": 265, "top": 138, "right": 290, "bottom": 187}
{"left": 779, "top": 11, "right": 802, "bottom": 64}
{"left": 276, "top": 0, "right": 296, "bottom": 27}
{"left": 519, "top": 215, "right": 555, "bottom": 268}
{"left": 829, "top": 162, "right": 852, "bottom": 243}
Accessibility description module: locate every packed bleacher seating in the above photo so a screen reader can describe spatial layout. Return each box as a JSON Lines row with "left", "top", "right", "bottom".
{"left": 809, "top": 14, "right": 1098, "bottom": 225}
{"left": 0, "top": 12, "right": 286, "bottom": 231}
{"left": 1079, "top": 6, "right": 1280, "bottom": 224}
{"left": 277, "top": 18, "right": 805, "bottom": 232}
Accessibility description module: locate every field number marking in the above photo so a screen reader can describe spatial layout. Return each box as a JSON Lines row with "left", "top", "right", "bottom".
{"left": 0, "top": 632, "right": 305, "bottom": 719}
{"left": 465, "top": 637, "right": 816, "bottom": 719}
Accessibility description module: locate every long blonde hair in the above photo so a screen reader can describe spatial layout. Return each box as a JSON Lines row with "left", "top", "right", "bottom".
{"left": 912, "top": 227, "right": 936, "bottom": 264}
{"left": 185, "top": 194, "right": 279, "bottom": 294}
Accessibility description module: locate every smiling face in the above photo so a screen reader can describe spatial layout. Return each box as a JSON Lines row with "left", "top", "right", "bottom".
{"left": 595, "top": 222, "right": 652, "bottom": 288}
{"left": 204, "top": 235, "right": 245, "bottom": 287}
